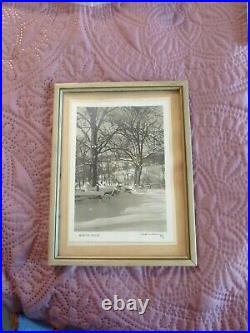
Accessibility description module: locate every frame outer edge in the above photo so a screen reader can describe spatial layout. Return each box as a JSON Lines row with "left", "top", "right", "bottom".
{"left": 48, "top": 85, "right": 60, "bottom": 265}
{"left": 182, "top": 81, "right": 198, "bottom": 266}
{"left": 52, "top": 80, "right": 187, "bottom": 90}
{"left": 49, "top": 258, "right": 196, "bottom": 267}
{"left": 49, "top": 81, "right": 197, "bottom": 266}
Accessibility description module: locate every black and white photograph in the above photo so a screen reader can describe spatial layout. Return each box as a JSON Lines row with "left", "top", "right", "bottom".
{"left": 74, "top": 105, "right": 168, "bottom": 233}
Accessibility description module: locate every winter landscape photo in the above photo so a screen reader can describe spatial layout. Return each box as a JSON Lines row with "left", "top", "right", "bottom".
{"left": 74, "top": 105, "right": 168, "bottom": 233}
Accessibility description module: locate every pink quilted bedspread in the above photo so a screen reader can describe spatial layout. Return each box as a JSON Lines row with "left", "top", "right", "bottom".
{"left": 3, "top": 2, "right": 248, "bottom": 330}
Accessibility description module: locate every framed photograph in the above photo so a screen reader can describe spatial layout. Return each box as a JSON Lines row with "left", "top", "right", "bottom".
{"left": 49, "top": 81, "right": 197, "bottom": 266}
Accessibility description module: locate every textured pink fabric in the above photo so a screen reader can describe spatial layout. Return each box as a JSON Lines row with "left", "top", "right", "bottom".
{"left": 2, "top": 2, "right": 248, "bottom": 330}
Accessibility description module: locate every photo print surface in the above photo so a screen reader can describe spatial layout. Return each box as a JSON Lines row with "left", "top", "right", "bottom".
{"left": 72, "top": 103, "right": 175, "bottom": 244}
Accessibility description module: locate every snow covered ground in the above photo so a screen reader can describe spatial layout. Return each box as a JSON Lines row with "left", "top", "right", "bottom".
{"left": 74, "top": 189, "right": 167, "bottom": 232}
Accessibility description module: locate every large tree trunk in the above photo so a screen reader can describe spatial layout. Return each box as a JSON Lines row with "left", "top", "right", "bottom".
{"left": 91, "top": 154, "right": 98, "bottom": 187}
{"left": 107, "top": 162, "right": 111, "bottom": 185}
{"left": 88, "top": 108, "right": 98, "bottom": 187}
{"left": 134, "top": 164, "right": 143, "bottom": 187}
{"left": 82, "top": 170, "right": 85, "bottom": 187}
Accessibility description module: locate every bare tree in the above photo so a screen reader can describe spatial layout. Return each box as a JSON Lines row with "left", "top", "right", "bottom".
{"left": 76, "top": 106, "right": 164, "bottom": 188}
{"left": 111, "top": 106, "right": 164, "bottom": 186}
{"left": 77, "top": 107, "right": 119, "bottom": 187}
{"left": 75, "top": 136, "right": 90, "bottom": 187}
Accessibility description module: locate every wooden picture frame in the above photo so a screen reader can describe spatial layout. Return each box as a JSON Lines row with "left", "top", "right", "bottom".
{"left": 49, "top": 81, "right": 197, "bottom": 266}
